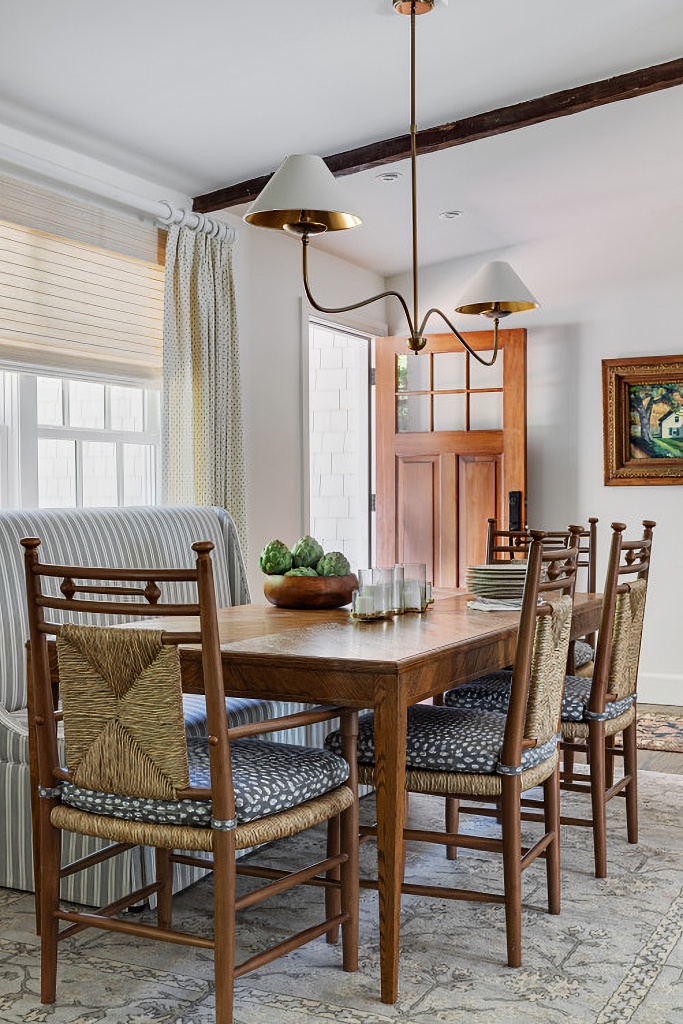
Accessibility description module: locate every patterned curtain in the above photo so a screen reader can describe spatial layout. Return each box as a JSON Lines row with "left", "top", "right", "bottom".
{"left": 161, "top": 224, "right": 247, "bottom": 550}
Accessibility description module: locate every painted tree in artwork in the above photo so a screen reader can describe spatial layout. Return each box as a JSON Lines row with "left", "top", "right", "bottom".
{"left": 629, "top": 382, "right": 683, "bottom": 454}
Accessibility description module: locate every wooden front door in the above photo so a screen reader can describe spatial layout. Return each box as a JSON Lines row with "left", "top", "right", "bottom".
{"left": 375, "top": 328, "right": 527, "bottom": 588}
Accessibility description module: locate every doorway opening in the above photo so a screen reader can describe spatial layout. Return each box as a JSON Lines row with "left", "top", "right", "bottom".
{"left": 307, "top": 319, "right": 373, "bottom": 574}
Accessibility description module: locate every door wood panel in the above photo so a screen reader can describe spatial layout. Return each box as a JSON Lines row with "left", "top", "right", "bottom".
{"left": 375, "top": 329, "right": 526, "bottom": 588}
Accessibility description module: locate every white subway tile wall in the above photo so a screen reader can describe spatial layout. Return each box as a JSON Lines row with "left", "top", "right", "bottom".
{"left": 309, "top": 323, "right": 371, "bottom": 575}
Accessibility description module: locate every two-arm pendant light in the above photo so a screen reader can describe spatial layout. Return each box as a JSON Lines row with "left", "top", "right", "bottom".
{"left": 244, "top": 0, "right": 538, "bottom": 363}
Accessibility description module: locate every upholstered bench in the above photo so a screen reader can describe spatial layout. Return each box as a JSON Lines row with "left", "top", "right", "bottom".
{"left": 0, "top": 505, "right": 308, "bottom": 904}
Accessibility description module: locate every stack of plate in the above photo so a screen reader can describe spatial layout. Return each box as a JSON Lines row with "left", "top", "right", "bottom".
{"left": 466, "top": 562, "right": 529, "bottom": 600}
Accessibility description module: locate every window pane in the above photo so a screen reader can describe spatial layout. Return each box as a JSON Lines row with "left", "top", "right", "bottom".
{"left": 123, "top": 443, "right": 156, "bottom": 505}
{"left": 110, "top": 385, "right": 144, "bottom": 432}
{"left": 69, "top": 380, "right": 104, "bottom": 429}
{"left": 397, "top": 394, "right": 430, "bottom": 432}
{"left": 82, "top": 441, "right": 117, "bottom": 506}
{"left": 396, "top": 353, "right": 430, "bottom": 393}
{"left": 434, "top": 393, "right": 466, "bottom": 431}
{"left": 38, "top": 439, "right": 76, "bottom": 507}
{"left": 469, "top": 349, "right": 503, "bottom": 389}
{"left": 470, "top": 392, "right": 503, "bottom": 430}
{"left": 433, "top": 352, "right": 466, "bottom": 391}
{"left": 37, "top": 376, "right": 63, "bottom": 426}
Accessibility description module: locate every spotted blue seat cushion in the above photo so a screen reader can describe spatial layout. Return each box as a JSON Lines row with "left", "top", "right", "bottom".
{"left": 59, "top": 738, "right": 350, "bottom": 827}
{"left": 573, "top": 640, "right": 594, "bottom": 669}
{"left": 326, "top": 704, "right": 558, "bottom": 776}
{"left": 444, "top": 673, "right": 635, "bottom": 724}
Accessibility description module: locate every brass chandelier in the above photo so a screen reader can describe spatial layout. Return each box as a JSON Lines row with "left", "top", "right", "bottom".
{"left": 244, "top": 0, "right": 538, "bottom": 363}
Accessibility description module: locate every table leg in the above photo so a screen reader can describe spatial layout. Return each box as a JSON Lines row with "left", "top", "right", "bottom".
{"left": 373, "top": 678, "right": 407, "bottom": 1004}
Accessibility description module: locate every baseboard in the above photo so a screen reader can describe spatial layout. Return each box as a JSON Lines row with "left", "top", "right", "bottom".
{"left": 638, "top": 672, "right": 683, "bottom": 706}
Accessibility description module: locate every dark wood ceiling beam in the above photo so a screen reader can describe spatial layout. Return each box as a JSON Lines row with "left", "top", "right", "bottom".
{"left": 193, "top": 57, "right": 683, "bottom": 214}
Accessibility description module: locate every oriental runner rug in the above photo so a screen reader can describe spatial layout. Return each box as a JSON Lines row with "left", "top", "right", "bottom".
{"left": 634, "top": 711, "right": 683, "bottom": 753}
{"left": 0, "top": 770, "right": 681, "bottom": 1023}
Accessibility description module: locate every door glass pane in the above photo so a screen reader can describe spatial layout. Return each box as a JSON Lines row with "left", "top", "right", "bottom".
{"left": 470, "top": 392, "right": 503, "bottom": 431}
{"left": 434, "top": 393, "right": 466, "bottom": 431}
{"left": 38, "top": 439, "right": 76, "bottom": 507}
{"left": 469, "top": 349, "right": 503, "bottom": 389}
{"left": 69, "top": 380, "right": 105, "bottom": 429}
{"left": 396, "top": 353, "right": 430, "bottom": 393}
{"left": 110, "top": 386, "right": 144, "bottom": 432}
{"left": 433, "top": 352, "right": 466, "bottom": 391}
{"left": 123, "top": 443, "right": 155, "bottom": 505}
{"left": 37, "top": 377, "right": 63, "bottom": 426}
{"left": 397, "top": 394, "right": 430, "bottom": 432}
{"left": 82, "top": 441, "right": 117, "bottom": 506}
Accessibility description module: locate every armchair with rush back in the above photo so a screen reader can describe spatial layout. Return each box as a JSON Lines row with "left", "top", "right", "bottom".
{"left": 325, "top": 530, "right": 582, "bottom": 968}
{"left": 444, "top": 519, "right": 656, "bottom": 878}
{"left": 22, "top": 536, "right": 360, "bottom": 1024}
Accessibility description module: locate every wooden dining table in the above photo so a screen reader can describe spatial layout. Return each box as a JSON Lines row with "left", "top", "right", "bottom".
{"left": 139, "top": 589, "right": 603, "bottom": 1004}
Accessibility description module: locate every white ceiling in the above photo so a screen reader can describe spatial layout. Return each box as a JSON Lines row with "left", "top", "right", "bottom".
{"left": 1, "top": 0, "right": 682, "bottom": 276}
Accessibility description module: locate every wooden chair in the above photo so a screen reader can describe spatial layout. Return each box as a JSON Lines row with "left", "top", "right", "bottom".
{"left": 558, "top": 520, "right": 655, "bottom": 877}
{"left": 485, "top": 516, "right": 598, "bottom": 671}
{"left": 327, "top": 532, "right": 579, "bottom": 968}
{"left": 22, "top": 537, "right": 359, "bottom": 1024}
{"left": 444, "top": 520, "right": 655, "bottom": 878}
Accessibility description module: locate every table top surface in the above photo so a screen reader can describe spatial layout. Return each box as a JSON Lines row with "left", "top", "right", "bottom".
{"left": 137, "top": 591, "right": 602, "bottom": 673}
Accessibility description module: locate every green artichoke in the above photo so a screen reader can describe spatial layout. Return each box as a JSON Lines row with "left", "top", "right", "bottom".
{"left": 259, "top": 539, "right": 293, "bottom": 575}
{"left": 285, "top": 566, "right": 318, "bottom": 577}
{"left": 291, "top": 534, "right": 324, "bottom": 569}
{"left": 316, "top": 551, "right": 351, "bottom": 576}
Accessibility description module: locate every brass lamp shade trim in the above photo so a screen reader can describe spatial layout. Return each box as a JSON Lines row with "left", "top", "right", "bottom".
{"left": 244, "top": 154, "right": 361, "bottom": 234}
{"left": 455, "top": 260, "right": 539, "bottom": 318}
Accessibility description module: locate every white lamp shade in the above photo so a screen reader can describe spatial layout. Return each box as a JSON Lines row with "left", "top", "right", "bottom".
{"left": 244, "top": 154, "right": 361, "bottom": 233}
{"left": 455, "top": 260, "right": 539, "bottom": 316}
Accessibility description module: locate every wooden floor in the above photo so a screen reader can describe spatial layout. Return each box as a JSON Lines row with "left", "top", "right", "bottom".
{"left": 636, "top": 704, "right": 683, "bottom": 775}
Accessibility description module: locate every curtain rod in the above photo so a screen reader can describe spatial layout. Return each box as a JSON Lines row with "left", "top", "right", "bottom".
{"left": 0, "top": 147, "right": 238, "bottom": 244}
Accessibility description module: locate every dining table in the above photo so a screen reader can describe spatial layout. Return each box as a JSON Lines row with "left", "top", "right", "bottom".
{"left": 137, "top": 588, "right": 603, "bottom": 1004}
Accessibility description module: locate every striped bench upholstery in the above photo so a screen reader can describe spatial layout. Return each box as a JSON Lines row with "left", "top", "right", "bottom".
{"left": 0, "top": 505, "right": 315, "bottom": 904}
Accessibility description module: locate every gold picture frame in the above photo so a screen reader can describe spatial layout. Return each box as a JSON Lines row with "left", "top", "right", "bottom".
{"left": 603, "top": 355, "right": 683, "bottom": 485}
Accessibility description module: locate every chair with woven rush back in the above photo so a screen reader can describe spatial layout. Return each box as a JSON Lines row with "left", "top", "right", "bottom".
{"left": 485, "top": 516, "right": 598, "bottom": 672}
{"left": 326, "top": 531, "right": 580, "bottom": 968}
{"left": 445, "top": 520, "right": 655, "bottom": 878}
{"left": 22, "top": 537, "right": 359, "bottom": 1024}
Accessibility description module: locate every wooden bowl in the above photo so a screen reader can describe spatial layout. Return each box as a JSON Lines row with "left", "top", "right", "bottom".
{"left": 263, "top": 573, "right": 358, "bottom": 610}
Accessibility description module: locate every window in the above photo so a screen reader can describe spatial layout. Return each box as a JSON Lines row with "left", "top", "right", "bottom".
{"left": 0, "top": 371, "right": 159, "bottom": 509}
{"left": 0, "top": 174, "right": 164, "bottom": 510}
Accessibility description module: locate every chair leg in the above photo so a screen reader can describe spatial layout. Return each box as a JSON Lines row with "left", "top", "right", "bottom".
{"left": 212, "top": 830, "right": 236, "bottom": 1024}
{"left": 588, "top": 720, "right": 608, "bottom": 878}
{"left": 604, "top": 738, "right": 615, "bottom": 789}
{"left": 622, "top": 720, "right": 639, "bottom": 845}
{"left": 325, "top": 814, "right": 341, "bottom": 945}
{"left": 39, "top": 806, "right": 61, "bottom": 1004}
{"left": 543, "top": 767, "right": 561, "bottom": 915}
{"left": 339, "top": 798, "right": 359, "bottom": 973}
{"left": 501, "top": 776, "right": 523, "bottom": 968}
{"left": 445, "top": 797, "right": 460, "bottom": 860}
{"left": 562, "top": 745, "right": 575, "bottom": 780}
{"left": 155, "top": 848, "right": 173, "bottom": 930}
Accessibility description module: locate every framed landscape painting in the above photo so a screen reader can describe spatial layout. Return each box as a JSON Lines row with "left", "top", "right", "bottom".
{"left": 602, "top": 354, "right": 683, "bottom": 485}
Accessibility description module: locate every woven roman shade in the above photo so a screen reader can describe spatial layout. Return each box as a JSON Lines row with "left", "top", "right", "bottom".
{"left": 0, "top": 175, "right": 164, "bottom": 382}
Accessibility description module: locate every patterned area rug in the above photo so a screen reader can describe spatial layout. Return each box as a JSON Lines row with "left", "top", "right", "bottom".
{"left": 1, "top": 771, "right": 682, "bottom": 1023}
{"left": 635, "top": 712, "right": 683, "bottom": 752}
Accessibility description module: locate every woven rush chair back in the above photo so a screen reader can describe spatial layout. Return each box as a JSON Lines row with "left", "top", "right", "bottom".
{"left": 500, "top": 531, "right": 578, "bottom": 771}
{"left": 589, "top": 521, "right": 655, "bottom": 715}
{"left": 21, "top": 537, "right": 234, "bottom": 832}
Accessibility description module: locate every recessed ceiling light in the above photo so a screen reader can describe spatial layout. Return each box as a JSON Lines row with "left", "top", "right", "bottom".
{"left": 439, "top": 210, "right": 464, "bottom": 220}
{"left": 374, "top": 172, "right": 403, "bottom": 183}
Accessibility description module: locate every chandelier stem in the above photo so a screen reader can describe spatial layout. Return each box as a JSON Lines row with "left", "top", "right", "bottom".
{"left": 418, "top": 307, "right": 501, "bottom": 365}
{"left": 301, "top": 234, "right": 416, "bottom": 331}
{"left": 410, "top": 3, "right": 420, "bottom": 336}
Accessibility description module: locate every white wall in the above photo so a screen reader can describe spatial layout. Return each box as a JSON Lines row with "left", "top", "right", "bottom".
{"left": 220, "top": 211, "right": 387, "bottom": 598}
{"left": 387, "top": 204, "right": 683, "bottom": 704}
